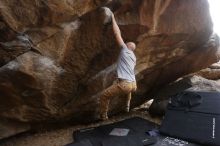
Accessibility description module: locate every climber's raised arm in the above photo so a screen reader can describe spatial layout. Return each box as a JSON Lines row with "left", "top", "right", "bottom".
{"left": 112, "top": 14, "right": 125, "bottom": 47}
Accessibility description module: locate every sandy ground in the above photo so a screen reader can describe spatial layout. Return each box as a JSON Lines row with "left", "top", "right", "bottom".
{"left": 0, "top": 109, "right": 161, "bottom": 146}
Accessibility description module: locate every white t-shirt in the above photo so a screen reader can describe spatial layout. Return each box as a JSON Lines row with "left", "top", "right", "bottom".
{"left": 116, "top": 44, "right": 136, "bottom": 82}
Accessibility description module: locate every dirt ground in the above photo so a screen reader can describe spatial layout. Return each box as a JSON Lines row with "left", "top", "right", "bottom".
{"left": 0, "top": 108, "right": 161, "bottom": 146}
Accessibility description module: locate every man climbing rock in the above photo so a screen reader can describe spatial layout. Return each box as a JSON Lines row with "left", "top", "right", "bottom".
{"left": 99, "top": 12, "right": 137, "bottom": 120}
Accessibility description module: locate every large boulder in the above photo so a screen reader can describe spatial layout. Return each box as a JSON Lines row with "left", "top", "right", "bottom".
{"left": 0, "top": 0, "right": 220, "bottom": 138}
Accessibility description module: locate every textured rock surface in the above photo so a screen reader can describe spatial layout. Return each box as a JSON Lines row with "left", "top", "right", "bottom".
{"left": 196, "top": 61, "right": 220, "bottom": 80}
{"left": 0, "top": 0, "right": 220, "bottom": 138}
{"left": 0, "top": 119, "right": 30, "bottom": 140}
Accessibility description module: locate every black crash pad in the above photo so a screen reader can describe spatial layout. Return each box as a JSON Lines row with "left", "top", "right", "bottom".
{"left": 160, "top": 91, "right": 220, "bottom": 146}
{"left": 65, "top": 117, "right": 201, "bottom": 146}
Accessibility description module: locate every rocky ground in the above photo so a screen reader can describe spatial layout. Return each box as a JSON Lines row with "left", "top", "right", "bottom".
{"left": 0, "top": 108, "right": 161, "bottom": 146}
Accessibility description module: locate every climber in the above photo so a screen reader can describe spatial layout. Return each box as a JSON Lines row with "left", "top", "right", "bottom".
{"left": 99, "top": 13, "right": 137, "bottom": 120}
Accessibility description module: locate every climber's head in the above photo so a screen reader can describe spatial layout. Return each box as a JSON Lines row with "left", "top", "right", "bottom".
{"left": 126, "top": 42, "right": 136, "bottom": 51}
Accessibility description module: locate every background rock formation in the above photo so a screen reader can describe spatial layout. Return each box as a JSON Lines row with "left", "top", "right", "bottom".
{"left": 0, "top": 0, "right": 219, "bottom": 138}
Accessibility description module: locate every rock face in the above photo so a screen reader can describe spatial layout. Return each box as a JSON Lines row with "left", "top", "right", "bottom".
{"left": 0, "top": 0, "right": 220, "bottom": 138}
{"left": 196, "top": 61, "right": 220, "bottom": 80}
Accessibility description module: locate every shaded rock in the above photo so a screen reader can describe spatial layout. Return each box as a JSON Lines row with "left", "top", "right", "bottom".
{"left": 0, "top": 17, "right": 16, "bottom": 42}
{"left": 0, "top": 119, "right": 30, "bottom": 139}
{"left": 148, "top": 99, "right": 169, "bottom": 117}
{"left": 0, "top": 0, "right": 220, "bottom": 139}
{"left": 0, "top": 33, "right": 40, "bottom": 66}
